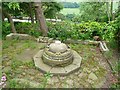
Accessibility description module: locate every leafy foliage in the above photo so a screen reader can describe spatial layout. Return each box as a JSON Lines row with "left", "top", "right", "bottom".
{"left": 77, "top": 2, "right": 107, "bottom": 22}
{"left": 15, "top": 22, "right": 42, "bottom": 37}
{"left": 48, "top": 21, "right": 115, "bottom": 41}
{"left": 42, "top": 2, "right": 63, "bottom": 19}
{"left": 3, "top": 2, "right": 21, "bottom": 16}
{"left": 2, "top": 21, "right": 116, "bottom": 42}
{"left": 2, "top": 22, "right": 11, "bottom": 39}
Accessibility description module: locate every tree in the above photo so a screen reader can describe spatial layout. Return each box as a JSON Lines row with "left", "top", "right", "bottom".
{"left": 29, "top": 2, "right": 34, "bottom": 23}
{"left": 66, "top": 14, "right": 75, "bottom": 21}
{"left": 34, "top": 2, "right": 48, "bottom": 36}
{"left": 2, "top": 2, "right": 62, "bottom": 36}
{"left": 110, "top": 0, "right": 113, "bottom": 20}
{"left": 42, "top": 2, "right": 63, "bottom": 19}
{"left": 19, "top": 2, "right": 34, "bottom": 23}
{"left": 79, "top": 2, "right": 106, "bottom": 22}
{"left": 106, "top": 2, "right": 111, "bottom": 22}
{"left": 2, "top": 3, "right": 20, "bottom": 33}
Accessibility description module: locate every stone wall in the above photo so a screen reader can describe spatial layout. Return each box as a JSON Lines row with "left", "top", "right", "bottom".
{"left": 6, "top": 33, "right": 35, "bottom": 40}
{"left": 6, "top": 33, "right": 101, "bottom": 45}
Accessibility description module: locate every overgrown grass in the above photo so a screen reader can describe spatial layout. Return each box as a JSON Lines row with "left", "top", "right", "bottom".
{"left": 8, "top": 79, "right": 30, "bottom": 88}
{"left": 11, "top": 59, "right": 24, "bottom": 70}
{"left": 2, "top": 39, "right": 118, "bottom": 88}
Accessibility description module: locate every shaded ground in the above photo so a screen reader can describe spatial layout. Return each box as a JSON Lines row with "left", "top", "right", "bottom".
{"left": 2, "top": 40, "right": 118, "bottom": 88}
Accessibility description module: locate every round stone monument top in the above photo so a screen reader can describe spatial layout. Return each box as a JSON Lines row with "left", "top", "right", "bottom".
{"left": 49, "top": 40, "right": 68, "bottom": 53}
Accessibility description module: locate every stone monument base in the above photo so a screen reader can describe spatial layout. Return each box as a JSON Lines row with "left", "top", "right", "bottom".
{"left": 33, "top": 50, "right": 82, "bottom": 75}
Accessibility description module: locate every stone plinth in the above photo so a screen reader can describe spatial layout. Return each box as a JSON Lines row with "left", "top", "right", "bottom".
{"left": 33, "top": 50, "right": 82, "bottom": 75}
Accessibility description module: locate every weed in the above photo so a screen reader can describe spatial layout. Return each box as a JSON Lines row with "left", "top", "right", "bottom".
{"left": 9, "top": 79, "right": 30, "bottom": 88}
{"left": 41, "top": 72, "right": 53, "bottom": 88}
{"left": 11, "top": 59, "right": 23, "bottom": 70}
{"left": 23, "top": 61, "right": 35, "bottom": 68}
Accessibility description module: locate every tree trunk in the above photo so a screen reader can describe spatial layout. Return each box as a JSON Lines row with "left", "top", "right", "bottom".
{"left": 118, "top": 1, "right": 120, "bottom": 12}
{"left": 2, "top": 13, "right": 5, "bottom": 21}
{"left": 110, "top": 0, "right": 113, "bottom": 20}
{"left": 106, "top": 2, "right": 110, "bottom": 22}
{"left": 3, "top": 9, "right": 16, "bottom": 33}
{"left": 34, "top": 8, "right": 38, "bottom": 23}
{"left": 29, "top": 2, "right": 34, "bottom": 23}
{"left": 34, "top": 2, "right": 48, "bottom": 36}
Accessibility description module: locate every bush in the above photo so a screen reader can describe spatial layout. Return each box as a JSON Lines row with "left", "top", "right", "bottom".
{"left": 2, "top": 21, "right": 116, "bottom": 42}
{"left": 111, "top": 15, "right": 120, "bottom": 45}
{"left": 2, "top": 22, "right": 11, "bottom": 39}
{"left": 47, "top": 21, "right": 116, "bottom": 41}
{"left": 15, "top": 22, "right": 42, "bottom": 37}
{"left": 47, "top": 21, "right": 73, "bottom": 41}
{"left": 2, "top": 22, "right": 42, "bottom": 39}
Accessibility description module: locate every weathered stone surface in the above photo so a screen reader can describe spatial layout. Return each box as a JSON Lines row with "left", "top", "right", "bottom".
{"left": 37, "top": 36, "right": 54, "bottom": 43}
{"left": 6, "top": 33, "right": 34, "bottom": 40}
{"left": 50, "top": 67, "right": 66, "bottom": 75}
{"left": 33, "top": 49, "right": 82, "bottom": 75}
{"left": 88, "top": 72, "right": 98, "bottom": 80}
{"left": 72, "top": 50, "right": 82, "bottom": 66}
{"left": 33, "top": 50, "right": 52, "bottom": 73}
{"left": 64, "top": 64, "right": 80, "bottom": 74}
{"left": 49, "top": 41, "right": 67, "bottom": 53}
{"left": 65, "top": 39, "right": 99, "bottom": 45}
{"left": 42, "top": 41, "right": 74, "bottom": 67}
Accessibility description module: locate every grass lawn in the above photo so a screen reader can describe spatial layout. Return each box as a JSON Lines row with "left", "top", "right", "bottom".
{"left": 60, "top": 8, "right": 80, "bottom": 15}
{"left": 2, "top": 39, "right": 118, "bottom": 88}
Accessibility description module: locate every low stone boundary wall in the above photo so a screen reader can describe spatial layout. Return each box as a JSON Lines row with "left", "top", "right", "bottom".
{"left": 6, "top": 33, "right": 35, "bottom": 40}
{"left": 37, "top": 37, "right": 100, "bottom": 45}
{"left": 64, "top": 39, "right": 99, "bottom": 45}
{"left": 6, "top": 33, "right": 107, "bottom": 45}
{"left": 36, "top": 36, "right": 54, "bottom": 43}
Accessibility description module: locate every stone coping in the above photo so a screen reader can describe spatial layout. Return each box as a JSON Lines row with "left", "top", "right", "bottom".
{"left": 6, "top": 33, "right": 109, "bottom": 45}
{"left": 33, "top": 50, "right": 82, "bottom": 76}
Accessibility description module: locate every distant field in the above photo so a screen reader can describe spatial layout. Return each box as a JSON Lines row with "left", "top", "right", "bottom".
{"left": 60, "top": 8, "right": 80, "bottom": 15}
{"left": 60, "top": 2, "right": 118, "bottom": 15}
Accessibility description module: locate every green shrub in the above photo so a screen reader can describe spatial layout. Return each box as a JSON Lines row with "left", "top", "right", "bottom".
{"left": 111, "top": 15, "right": 120, "bottom": 47}
{"left": 2, "top": 21, "right": 116, "bottom": 41}
{"left": 2, "top": 22, "right": 11, "bottom": 39}
{"left": 15, "top": 22, "right": 42, "bottom": 37}
{"left": 2, "top": 22, "right": 42, "bottom": 39}
{"left": 47, "top": 21, "right": 116, "bottom": 41}
{"left": 47, "top": 21, "right": 73, "bottom": 41}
